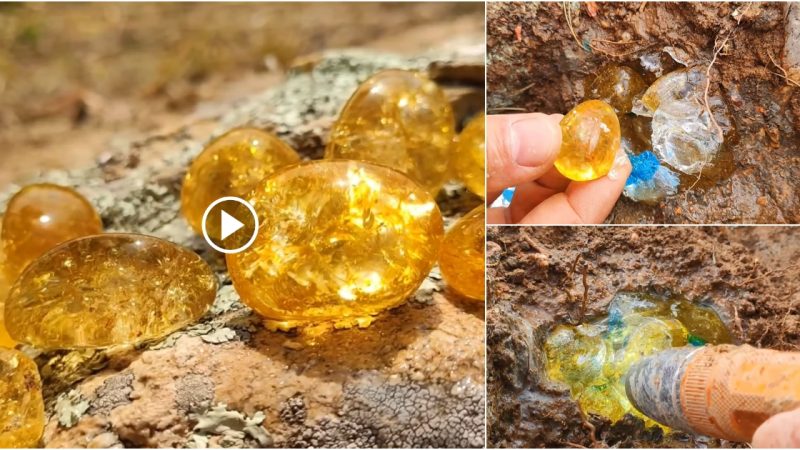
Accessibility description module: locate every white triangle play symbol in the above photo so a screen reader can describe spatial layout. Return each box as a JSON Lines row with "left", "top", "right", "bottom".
{"left": 220, "top": 210, "right": 244, "bottom": 240}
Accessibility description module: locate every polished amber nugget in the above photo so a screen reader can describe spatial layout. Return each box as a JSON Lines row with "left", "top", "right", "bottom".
{"left": 439, "top": 205, "right": 485, "bottom": 301}
{"left": 452, "top": 112, "right": 485, "bottom": 198}
{"left": 227, "top": 160, "right": 444, "bottom": 325}
{"left": 555, "top": 100, "right": 621, "bottom": 182}
{"left": 0, "top": 348, "right": 44, "bottom": 448}
{"left": 182, "top": 128, "right": 301, "bottom": 236}
{"left": 325, "top": 70, "right": 455, "bottom": 194}
{"left": 1, "top": 183, "right": 102, "bottom": 279}
{"left": 4, "top": 234, "right": 217, "bottom": 349}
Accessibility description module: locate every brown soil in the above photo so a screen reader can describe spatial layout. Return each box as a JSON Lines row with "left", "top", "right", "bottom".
{"left": 486, "top": 226, "right": 800, "bottom": 448}
{"left": 486, "top": 2, "right": 800, "bottom": 224}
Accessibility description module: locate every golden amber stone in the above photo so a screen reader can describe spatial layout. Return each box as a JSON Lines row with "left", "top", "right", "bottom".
{"left": 452, "top": 112, "right": 485, "bottom": 197}
{"left": 555, "top": 100, "right": 621, "bottom": 182}
{"left": 181, "top": 128, "right": 301, "bottom": 236}
{"left": 325, "top": 70, "right": 455, "bottom": 194}
{"left": 0, "top": 222, "right": 14, "bottom": 349}
{"left": 1, "top": 183, "right": 102, "bottom": 279}
{"left": 4, "top": 234, "right": 217, "bottom": 349}
{"left": 227, "top": 160, "right": 444, "bottom": 326}
{"left": 586, "top": 65, "right": 647, "bottom": 114}
{"left": 0, "top": 348, "right": 44, "bottom": 448}
{"left": 439, "top": 205, "right": 485, "bottom": 301}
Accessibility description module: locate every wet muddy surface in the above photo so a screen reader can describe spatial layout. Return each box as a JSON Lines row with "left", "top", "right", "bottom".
{"left": 487, "top": 2, "right": 800, "bottom": 223}
{"left": 486, "top": 226, "right": 800, "bottom": 448}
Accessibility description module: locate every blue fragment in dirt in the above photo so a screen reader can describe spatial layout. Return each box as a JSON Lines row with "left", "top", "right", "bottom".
{"left": 626, "top": 151, "right": 660, "bottom": 187}
{"left": 688, "top": 334, "right": 707, "bottom": 346}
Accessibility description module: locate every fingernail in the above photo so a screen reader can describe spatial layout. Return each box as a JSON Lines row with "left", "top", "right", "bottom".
{"left": 607, "top": 149, "right": 631, "bottom": 181}
{"left": 510, "top": 117, "right": 561, "bottom": 167}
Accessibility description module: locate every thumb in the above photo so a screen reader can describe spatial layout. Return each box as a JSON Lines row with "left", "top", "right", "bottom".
{"left": 752, "top": 407, "right": 800, "bottom": 448}
{"left": 486, "top": 113, "right": 563, "bottom": 198}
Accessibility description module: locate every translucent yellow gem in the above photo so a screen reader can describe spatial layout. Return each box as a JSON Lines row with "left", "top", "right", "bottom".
{"left": 0, "top": 221, "right": 14, "bottom": 349}
{"left": 586, "top": 65, "right": 647, "bottom": 114}
{"left": 554, "top": 100, "right": 620, "bottom": 181}
{"left": 1, "top": 183, "right": 102, "bottom": 279}
{"left": 452, "top": 112, "right": 485, "bottom": 197}
{"left": 227, "top": 160, "right": 444, "bottom": 325}
{"left": 544, "top": 292, "right": 732, "bottom": 427}
{"left": 181, "top": 128, "right": 301, "bottom": 236}
{"left": 0, "top": 348, "right": 44, "bottom": 448}
{"left": 4, "top": 234, "right": 217, "bottom": 349}
{"left": 325, "top": 70, "right": 455, "bottom": 194}
{"left": 439, "top": 204, "right": 485, "bottom": 301}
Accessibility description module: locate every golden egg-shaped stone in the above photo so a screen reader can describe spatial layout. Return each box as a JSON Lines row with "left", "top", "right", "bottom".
{"left": 439, "top": 204, "right": 485, "bottom": 301}
{"left": 325, "top": 69, "right": 455, "bottom": 194}
{"left": 181, "top": 128, "right": 301, "bottom": 236}
{"left": 1, "top": 183, "right": 102, "bottom": 279}
{"left": 555, "top": 100, "right": 621, "bottom": 182}
{"left": 453, "top": 112, "right": 485, "bottom": 197}
{"left": 5, "top": 233, "right": 217, "bottom": 349}
{"left": 0, "top": 348, "right": 44, "bottom": 448}
{"left": 586, "top": 65, "right": 647, "bottom": 114}
{"left": 227, "top": 160, "right": 444, "bottom": 325}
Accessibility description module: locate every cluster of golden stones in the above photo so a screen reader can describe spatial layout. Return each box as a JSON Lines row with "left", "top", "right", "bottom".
{"left": 1, "top": 185, "right": 217, "bottom": 447}
{"left": 0, "top": 68, "right": 486, "bottom": 447}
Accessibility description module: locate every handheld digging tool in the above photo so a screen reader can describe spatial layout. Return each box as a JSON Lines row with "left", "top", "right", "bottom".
{"left": 624, "top": 344, "right": 800, "bottom": 443}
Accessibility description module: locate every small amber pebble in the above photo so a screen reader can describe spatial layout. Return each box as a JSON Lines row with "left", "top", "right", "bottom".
{"left": 181, "top": 128, "right": 301, "bottom": 236}
{"left": 439, "top": 205, "right": 485, "bottom": 301}
{"left": 555, "top": 100, "right": 620, "bottom": 181}
{"left": 1, "top": 183, "right": 102, "bottom": 279}
{"left": 5, "top": 234, "right": 217, "bottom": 349}
{"left": 227, "top": 160, "right": 443, "bottom": 325}
{"left": 0, "top": 221, "right": 14, "bottom": 348}
{"left": 586, "top": 65, "right": 647, "bottom": 114}
{"left": 325, "top": 70, "right": 455, "bottom": 194}
{"left": 0, "top": 348, "right": 44, "bottom": 448}
{"left": 452, "top": 112, "right": 485, "bottom": 197}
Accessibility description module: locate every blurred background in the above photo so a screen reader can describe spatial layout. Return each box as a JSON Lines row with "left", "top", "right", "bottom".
{"left": 0, "top": 2, "right": 483, "bottom": 186}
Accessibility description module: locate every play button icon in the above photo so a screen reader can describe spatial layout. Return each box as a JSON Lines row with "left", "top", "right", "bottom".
{"left": 220, "top": 210, "right": 244, "bottom": 240}
{"left": 201, "top": 196, "right": 259, "bottom": 254}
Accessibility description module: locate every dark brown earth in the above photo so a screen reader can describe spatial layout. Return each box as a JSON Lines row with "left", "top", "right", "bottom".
{"left": 486, "top": 226, "right": 800, "bottom": 448}
{"left": 487, "top": 2, "right": 800, "bottom": 224}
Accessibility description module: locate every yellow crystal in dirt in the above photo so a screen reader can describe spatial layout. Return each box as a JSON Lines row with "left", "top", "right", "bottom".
{"left": 325, "top": 70, "right": 455, "bottom": 194}
{"left": 439, "top": 204, "right": 485, "bottom": 301}
{"left": 181, "top": 128, "right": 301, "bottom": 236}
{"left": 452, "top": 112, "right": 485, "bottom": 197}
{"left": 227, "top": 160, "right": 443, "bottom": 326}
{"left": 1, "top": 183, "right": 102, "bottom": 279}
{"left": 0, "top": 348, "right": 44, "bottom": 448}
{"left": 4, "top": 234, "right": 217, "bottom": 349}
{"left": 586, "top": 65, "right": 647, "bottom": 114}
{"left": 555, "top": 100, "right": 620, "bottom": 182}
{"left": 544, "top": 291, "right": 731, "bottom": 428}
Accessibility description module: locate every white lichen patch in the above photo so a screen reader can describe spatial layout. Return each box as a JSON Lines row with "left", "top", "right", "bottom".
{"left": 54, "top": 389, "right": 90, "bottom": 428}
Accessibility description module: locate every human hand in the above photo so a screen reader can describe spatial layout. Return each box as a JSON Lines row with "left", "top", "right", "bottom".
{"left": 752, "top": 407, "right": 800, "bottom": 448}
{"left": 486, "top": 113, "right": 631, "bottom": 224}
